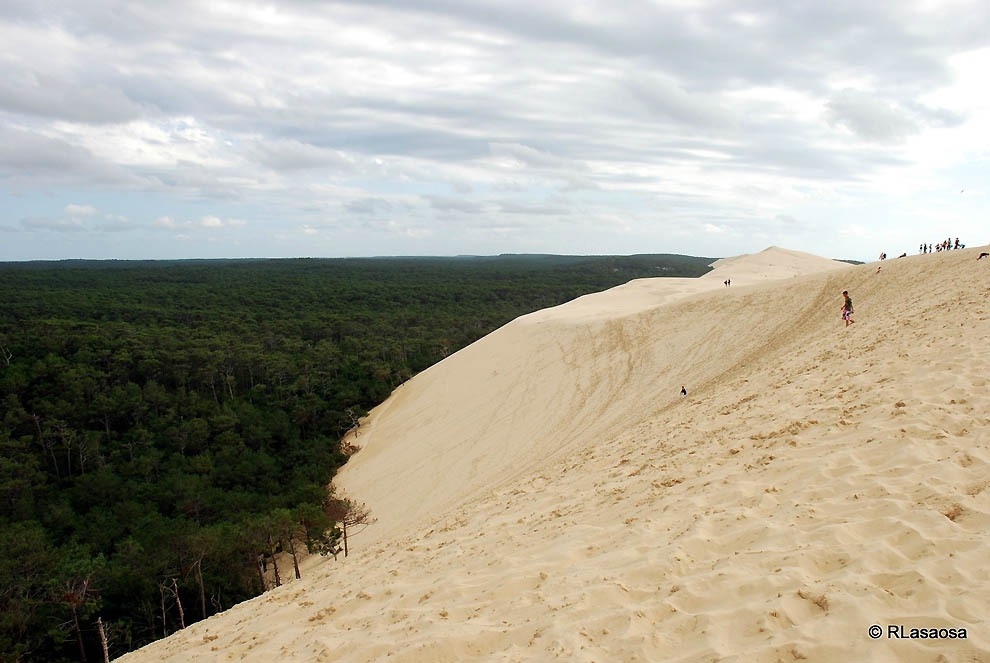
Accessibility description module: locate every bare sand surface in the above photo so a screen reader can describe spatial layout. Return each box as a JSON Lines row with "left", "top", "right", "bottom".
{"left": 119, "top": 246, "right": 990, "bottom": 662}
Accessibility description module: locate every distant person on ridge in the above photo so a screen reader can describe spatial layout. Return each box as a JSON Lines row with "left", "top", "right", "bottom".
{"left": 841, "top": 290, "right": 855, "bottom": 327}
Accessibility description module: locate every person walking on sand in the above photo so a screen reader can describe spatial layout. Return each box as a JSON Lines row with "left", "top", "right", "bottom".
{"left": 841, "top": 290, "right": 855, "bottom": 327}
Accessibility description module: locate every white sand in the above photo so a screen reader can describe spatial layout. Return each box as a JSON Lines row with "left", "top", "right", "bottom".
{"left": 120, "top": 246, "right": 990, "bottom": 662}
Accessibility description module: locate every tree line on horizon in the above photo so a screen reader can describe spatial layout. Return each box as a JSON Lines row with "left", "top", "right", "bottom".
{"left": 0, "top": 253, "right": 714, "bottom": 662}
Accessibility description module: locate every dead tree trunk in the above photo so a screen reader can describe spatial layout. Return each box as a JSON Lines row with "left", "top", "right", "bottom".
{"left": 33, "top": 415, "right": 62, "bottom": 481}
{"left": 211, "top": 589, "right": 223, "bottom": 614}
{"left": 70, "top": 602, "right": 87, "bottom": 663}
{"left": 159, "top": 584, "right": 168, "bottom": 637}
{"left": 256, "top": 556, "right": 267, "bottom": 592}
{"left": 193, "top": 557, "right": 207, "bottom": 619}
{"left": 196, "top": 565, "right": 206, "bottom": 620}
{"left": 286, "top": 537, "right": 302, "bottom": 580}
{"left": 170, "top": 578, "right": 185, "bottom": 629}
{"left": 96, "top": 617, "right": 110, "bottom": 663}
{"left": 266, "top": 536, "right": 282, "bottom": 588}
{"left": 63, "top": 577, "right": 91, "bottom": 663}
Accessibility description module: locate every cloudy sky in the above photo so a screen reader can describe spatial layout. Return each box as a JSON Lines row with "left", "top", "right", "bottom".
{"left": 1, "top": 1, "right": 988, "bottom": 262}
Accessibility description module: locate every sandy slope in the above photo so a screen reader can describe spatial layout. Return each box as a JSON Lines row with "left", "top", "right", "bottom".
{"left": 120, "top": 247, "right": 990, "bottom": 663}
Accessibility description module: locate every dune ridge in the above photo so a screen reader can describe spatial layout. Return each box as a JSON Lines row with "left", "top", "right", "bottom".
{"left": 121, "top": 246, "right": 990, "bottom": 662}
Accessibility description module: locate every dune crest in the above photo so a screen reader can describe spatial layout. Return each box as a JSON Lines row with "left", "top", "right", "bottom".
{"left": 704, "top": 245, "right": 850, "bottom": 282}
{"left": 122, "top": 247, "right": 990, "bottom": 662}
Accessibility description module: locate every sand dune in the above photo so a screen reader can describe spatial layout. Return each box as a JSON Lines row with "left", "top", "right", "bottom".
{"left": 120, "top": 246, "right": 990, "bottom": 662}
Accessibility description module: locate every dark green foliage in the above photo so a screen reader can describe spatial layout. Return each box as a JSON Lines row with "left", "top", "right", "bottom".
{"left": 0, "top": 254, "right": 713, "bottom": 661}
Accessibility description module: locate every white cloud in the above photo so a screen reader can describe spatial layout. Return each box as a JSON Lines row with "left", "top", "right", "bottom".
{"left": 838, "top": 224, "right": 870, "bottom": 238}
{"left": 65, "top": 204, "right": 97, "bottom": 216}
{"left": 825, "top": 90, "right": 919, "bottom": 143}
{"left": 150, "top": 215, "right": 245, "bottom": 232}
{"left": 703, "top": 223, "right": 730, "bottom": 235}
{"left": 21, "top": 216, "right": 84, "bottom": 231}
